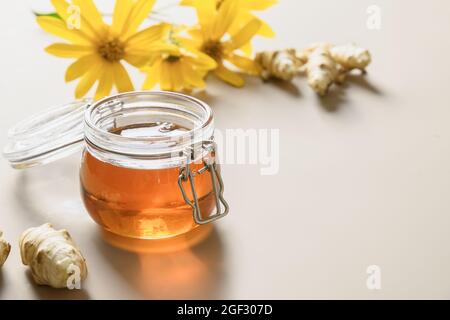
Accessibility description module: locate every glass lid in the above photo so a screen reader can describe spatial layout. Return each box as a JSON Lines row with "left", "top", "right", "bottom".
{"left": 3, "top": 99, "right": 91, "bottom": 169}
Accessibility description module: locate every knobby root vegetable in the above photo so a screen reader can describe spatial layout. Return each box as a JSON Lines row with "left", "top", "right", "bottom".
{"left": 300, "top": 43, "right": 372, "bottom": 95}
{"left": 255, "top": 49, "right": 304, "bottom": 81}
{"left": 256, "top": 43, "right": 372, "bottom": 95}
{"left": 304, "top": 46, "right": 338, "bottom": 96}
{"left": 0, "top": 231, "right": 11, "bottom": 267}
{"left": 299, "top": 43, "right": 372, "bottom": 95}
{"left": 330, "top": 44, "right": 371, "bottom": 71}
{"left": 19, "top": 223, "right": 87, "bottom": 289}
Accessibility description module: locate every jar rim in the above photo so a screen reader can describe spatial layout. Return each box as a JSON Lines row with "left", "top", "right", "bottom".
{"left": 83, "top": 91, "right": 215, "bottom": 169}
{"left": 85, "top": 91, "right": 213, "bottom": 144}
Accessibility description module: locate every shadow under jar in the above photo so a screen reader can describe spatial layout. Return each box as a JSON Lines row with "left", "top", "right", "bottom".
{"left": 4, "top": 91, "right": 229, "bottom": 239}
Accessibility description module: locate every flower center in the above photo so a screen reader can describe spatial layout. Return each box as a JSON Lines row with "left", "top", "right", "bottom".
{"left": 166, "top": 55, "right": 180, "bottom": 63}
{"left": 216, "top": 0, "right": 225, "bottom": 9}
{"left": 202, "top": 40, "right": 223, "bottom": 61}
{"left": 98, "top": 39, "right": 125, "bottom": 62}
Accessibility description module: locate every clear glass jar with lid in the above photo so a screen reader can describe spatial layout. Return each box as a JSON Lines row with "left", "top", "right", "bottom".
{"left": 3, "top": 91, "right": 229, "bottom": 239}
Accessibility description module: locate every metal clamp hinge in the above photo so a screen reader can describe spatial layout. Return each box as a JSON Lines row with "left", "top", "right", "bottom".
{"left": 177, "top": 141, "right": 229, "bottom": 225}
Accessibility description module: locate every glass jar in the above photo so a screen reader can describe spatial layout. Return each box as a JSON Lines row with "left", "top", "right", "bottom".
{"left": 3, "top": 91, "right": 229, "bottom": 239}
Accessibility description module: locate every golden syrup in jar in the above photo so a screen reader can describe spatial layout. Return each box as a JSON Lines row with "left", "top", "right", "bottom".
{"left": 80, "top": 122, "right": 216, "bottom": 239}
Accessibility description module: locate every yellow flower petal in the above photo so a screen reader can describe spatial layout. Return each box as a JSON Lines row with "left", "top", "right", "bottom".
{"left": 212, "top": 0, "right": 238, "bottom": 40}
{"left": 258, "top": 19, "right": 275, "bottom": 37}
{"left": 229, "top": 10, "right": 274, "bottom": 39}
{"left": 239, "top": 41, "right": 253, "bottom": 56}
{"left": 214, "top": 63, "right": 244, "bottom": 87}
{"left": 36, "top": 16, "right": 90, "bottom": 44}
{"left": 170, "top": 63, "right": 183, "bottom": 91}
{"left": 159, "top": 62, "right": 172, "bottom": 91}
{"left": 45, "top": 43, "right": 93, "bottom": 58}
{"left": 183, "top": 51, "right": 217, "bottom": 70}
{"left": 175, "top": 62, "right": 188, "bottom": 91}
{"left": 178, "top": 35, "right": 202, "bottom": 51}
{"left": 72, "top": 0, "right": 105, "bottom": 34}
{"left": 95, "top": 67, "right": 114, "bottom": 101}
{"left": 229, "top": 18, "right": 261, "bottom": 49}
{"left": 122, "top": 0, "right": 156, "bottom": 39}
{"left": 244, "top": 0, "right": 278, "bottom": 11}
{"left": 125, "top": 43, "right": 179, "bottom": 68}
{"left": 112, "top": 0, "right": 134, "bottom": 35}
{"left": 75, "top": 62, "right": 102, "bottom": 98}
{"left": 180, "top": 0, "right": 195, "bottom": 6}
{"left": 124, "top": 53, "right": 151, "bottom": 68}
{"left": 181, "top": 63, "right": 206, "bottom": 89}
{"left": 127, "top": 47, "right": 166, "bottom": 69}
{"left": 187, "top": 27, "right": 204, "bottom": 42}
{"left": 65, "top": 54, "right": 98, "bottom": 82}
{"left": 194, "top": 0, "right": 216, "bottom": 36}
{"left": 142, "top": 61, "right": 161, "bottom": 90}
{"left": 51, "top": 0, "right": 98, "bottom": 39}
{"left": 125, "top": 23, "right": 170, "bottom": 48}
{"left": 50, "top": 0, "right": 71, "bottom": 21}
{"left": 146, "top": 54, "right": 161, "bottom": 68}
{"left": 127, "top": 44, "right": 179, "bottom": 56}
{"left": 227, "top": 53, "right": 260, "bottom": 75}
{"left": 112, "top": 62, "right": 134, "bottom": 92}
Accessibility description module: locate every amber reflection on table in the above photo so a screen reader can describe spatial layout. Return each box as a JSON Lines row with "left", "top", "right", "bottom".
{"left": 101, "top": 224, "right": 225, "bottom": 299}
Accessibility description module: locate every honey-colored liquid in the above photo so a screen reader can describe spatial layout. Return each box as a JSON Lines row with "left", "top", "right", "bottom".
{"left": 80, "top": 123, "right": 215, "bottom": 239}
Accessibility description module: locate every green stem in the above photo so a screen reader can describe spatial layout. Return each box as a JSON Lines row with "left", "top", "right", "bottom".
{"left": 32, "top": 9, "right": 172, "bottom": 23}
{"left": 33, "top": 11, "right": 62, "bottom": 19}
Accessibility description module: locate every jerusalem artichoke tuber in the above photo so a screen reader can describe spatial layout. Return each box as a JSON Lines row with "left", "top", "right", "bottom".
{"left": 304, "top": 46, "right": 339, "bottom": 96}
{"left": 256, "top": 43, "right": 372, "bottom": 95}
{"left": 329, "top": 44, "right": 371, "bottom": 71}
{"left": 255, "top": 49, "right": 304, "bottom": 81}
{"left": 20, "top": 223, "right": 87, "bottom": 289}
{"left": 298, "top": 43, "right": 372, "bottom": 95}
{"left": 0, "top": 231, "right": 11, "bottom": 267}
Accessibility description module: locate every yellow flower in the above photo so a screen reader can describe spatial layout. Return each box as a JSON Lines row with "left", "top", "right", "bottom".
{"left": 183, "top": 0, "right": 262, "bottom": 87}
{"left": 181, "top": 0, "right": 277, "bottom": 42}
{"left": 141, "top": 35, "right": 217, "bottom": 92}
{"left": 37, "top": 0, "right": 173, "bottom": 100}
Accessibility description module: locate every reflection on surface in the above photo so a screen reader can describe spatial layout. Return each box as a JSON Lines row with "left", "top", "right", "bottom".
{"left": 101, "top": 223, "right": 214, "bottom": 253}
{"left": 97, "top": 225, "right": 226, "bottom": 299}
{"left": 13, "top": 152, "right": 88, "bottom": 226}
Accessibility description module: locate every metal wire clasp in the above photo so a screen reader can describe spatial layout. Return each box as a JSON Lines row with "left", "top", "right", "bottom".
{"left": 177, "top": 140, "right": 229, "bottom": 225}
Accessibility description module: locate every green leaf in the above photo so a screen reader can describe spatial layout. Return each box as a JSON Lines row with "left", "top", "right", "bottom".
{"left": 33, "top": 11, "right": 62, "bottom": 20}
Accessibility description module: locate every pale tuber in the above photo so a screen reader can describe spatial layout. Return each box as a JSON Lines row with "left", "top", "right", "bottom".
{"left": 330, "top": 44, "right": 371, "bottom": 71}
{"left": 256, "top": 43, "right": 372, "bottom": 95}
{"left": 19, "top": 223, "right": 87, "bottom": 289}
{"left": 300, "top": 43, "right": 372, "bottom": 95}
{"left": 0, "top": 230, "right": 11, "bottom": 267}
{"left": 255, "top": 49, "right": 303, "bottom": 81}
{"left": 304, "top": 46, "right": 338, "bottom": 96}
